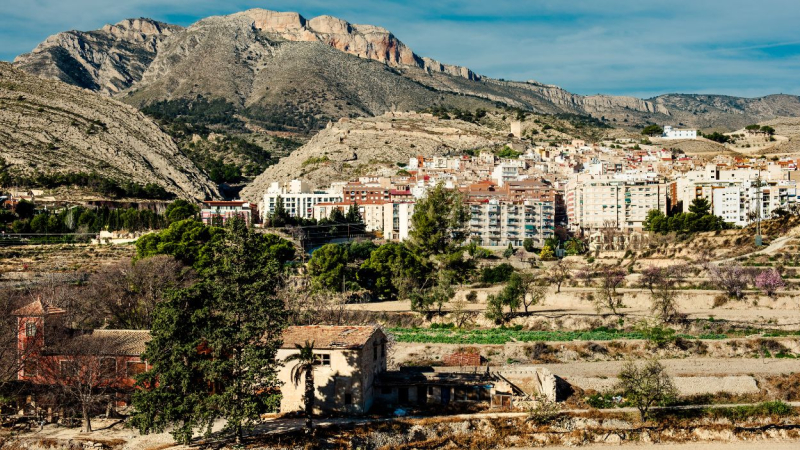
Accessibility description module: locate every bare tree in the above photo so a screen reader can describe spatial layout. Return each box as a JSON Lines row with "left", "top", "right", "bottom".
{"left": 87, "top": 256, "right": 193, "bottom": 330}
{"left": 38, "top": 332, "right": 136, "bottom": 432}
{"left": 595, "top": 265, "right": 626, "bottom": 315}
{"left": 706, "top": 263, "right": 753, "bottom": 299}
{"left": 616, "top": 359, "right": 677, "bottom": 422}
{"left": 650, "top": 266, "right": 684, "bottom": 323}
{"left": 547, "top": 259, "right": 574, "bottom": 293}
{"left": 450, "top": 295, "right": 472, "bottom": 328}
{"left": 520, "top": 273, "right": 548, "bottom": 313}
{"left": 0, "top": 289, "right": 28, "bottom": 391}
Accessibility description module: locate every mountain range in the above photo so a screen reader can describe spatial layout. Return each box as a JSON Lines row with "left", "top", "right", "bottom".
{"left": 14, "top": 9, "right": 800, "bottom": 133}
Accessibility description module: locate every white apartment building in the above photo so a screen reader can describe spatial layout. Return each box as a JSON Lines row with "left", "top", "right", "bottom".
{"left": 565, "top": 174, "right": 669, "bottom": 231}
{"left": 675, "top": 164, "right": 797, "bottom": 226}
{"left": 382, "top": 202, "right": 415, "bottom": 241}
{"left": 262, "top": 180, "right": 343, "bottom": 221}
{"left": 312, "top": 201, "right": 387, "bottom": 232}
{"left": 662, "top": 126, "right": 697, "bottom": 140}
{"left": 467, "top": 199, "right": 554, "bottom": 248}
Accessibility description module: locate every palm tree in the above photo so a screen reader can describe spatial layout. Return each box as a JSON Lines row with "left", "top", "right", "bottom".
{"left": 285, "top": 340, "right": 316, "bottom": 432}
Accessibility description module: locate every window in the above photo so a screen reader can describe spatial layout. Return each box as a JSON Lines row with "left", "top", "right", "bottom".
{"left": 126, "top": 361, "right": 146, "bottom": 377}
{"left": 25, "top": 322, "right": 37, "bottom": 337}
{"left": 60, "top": 360, "right": 79, "bottom": 378}
{"left": 381, "top": 342, "right": 386, "bottom": 358}
{"left": 373, "top": 345, "right": 378, "bottom": 361}
{"left": 344, "top": 393, "right": 352, "bottom": 405}
{"left": 100, "top": 358, "right": 117, "bottom": 379}
{"left": 314, "top": 354, "right": 330, "bottom": 366}
{"left": 23, "top": 359, "right": 37, "bottom": 377}
{"left": 381, "top": 387, "right": 392, "bottom": 395}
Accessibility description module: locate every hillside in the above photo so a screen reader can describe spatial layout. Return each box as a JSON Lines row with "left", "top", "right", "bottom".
{"left": 16, "top": 9, "right": 800, "bottom": 133}
{"left": 13, "top": 18, "right": 181, "bottom": 96}
{"left": 239, "top": 110, "right": 612, "bottom": 202}
{"left": 0, "top": 62, "right": 218, "bottom": 200}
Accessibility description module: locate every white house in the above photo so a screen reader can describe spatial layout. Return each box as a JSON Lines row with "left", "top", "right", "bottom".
{"left": 662, "top": 126, "right": 697, "bottom": 140}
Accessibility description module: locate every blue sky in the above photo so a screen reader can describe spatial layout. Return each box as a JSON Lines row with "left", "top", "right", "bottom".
{"left": 2, "top": 0, "right": 799, "bottom": 98}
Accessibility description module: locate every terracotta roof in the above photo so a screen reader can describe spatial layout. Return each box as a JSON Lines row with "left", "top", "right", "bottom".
{"left": 204, "top": 201, "right": 249, "bottom": 207}
{"left": 281, "top": 325, "right": 381, "bottom": 350}
{"left": 46, "top": 330, "right": 151, "bottom": 357}
{"left": 11, "top": 299, "right": 67, "bottom": 317}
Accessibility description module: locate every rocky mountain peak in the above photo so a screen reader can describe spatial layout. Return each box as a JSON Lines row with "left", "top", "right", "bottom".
{"left": 233, "top": 8, "right": 476, "bottom": 80}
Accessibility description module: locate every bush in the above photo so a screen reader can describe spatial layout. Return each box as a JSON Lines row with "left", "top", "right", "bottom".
{"left": 480, "top": 263, "right": 515, "bottom": 284}
{"left": 527, "top": 394, "right": 561, "bottom": 424}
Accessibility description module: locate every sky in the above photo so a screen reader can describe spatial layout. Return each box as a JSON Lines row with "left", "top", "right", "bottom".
{"left": 2, "top": 0, "right": 800, "bottom": 98}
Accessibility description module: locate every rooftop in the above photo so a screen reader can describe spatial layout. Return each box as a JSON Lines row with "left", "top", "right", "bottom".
{"left": 281, "top": 325, "right": 381, "bottom": 350}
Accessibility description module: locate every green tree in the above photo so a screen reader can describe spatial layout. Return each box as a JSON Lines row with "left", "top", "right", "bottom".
{"left": 760, "top": 125, "right": 776, "bottom": 136}
{"left": 135, "top": 219, "right": 222, "bottom": 269}
{"left": 269, "top": 196, "right": 292, "bottom": 227}
{"left": 641, "top": 124, "right": 664, "bottom": 137}
{"left": 409, "top": 183, "right": 469, "bottom": 257}
{"left": 308, "top": 244, "right": 350, "bottom": 292}
{"left": 15, "top": 199, "right": 35, "bottom": 220}
{"left": 165, "top": 200, "right": 199, "bottom": 223}
{"left": 131, "top": 218, "right": 287, "bottom": 444}
{"left": 503, "top": 243, "right": 516, "bottom": 259}
{"left": 283, "top": 341, "right": 317, "bottom": 433}
{"left": 522, "top": 238, "right": 536, "bottom": 252}
{"left": 358, "top": 243, "right": 427, "bottom": 300}
{"left": 688, "top": 197, "right": 711, "bottom": 216}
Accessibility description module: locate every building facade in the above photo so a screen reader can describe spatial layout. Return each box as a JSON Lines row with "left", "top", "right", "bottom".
{"left": 277, "top": 326, "right": 387, "bottom": 415}
{"left": 201, "top": 201, "right": 252, "bottom": 226}
{"left": 566, "top": 174, "right": 669, "bottom": 231}
{"left": 262, "top": 180, "right": 343, "bottom": 221}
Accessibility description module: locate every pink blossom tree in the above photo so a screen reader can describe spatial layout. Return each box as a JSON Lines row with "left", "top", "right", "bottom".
{"left": 755, "top": 269, "right": 785, "bottom": 297}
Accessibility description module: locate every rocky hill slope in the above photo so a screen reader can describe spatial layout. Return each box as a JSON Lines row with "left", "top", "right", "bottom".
{"left": 14, "top": 18, "right": 181, "bottom": 96}
{"left": 17, "top": 8, "right": 800, "bottom": 132}
{"left": 0, "top": 62, "right": 218, "bottom": 200}
{"left": 240, "top": 111, "right": 505, "bottom": 202}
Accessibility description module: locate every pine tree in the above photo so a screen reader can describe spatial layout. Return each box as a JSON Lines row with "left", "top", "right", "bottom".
{"left": 131, "top": 217, "right": 287, "bottom": 444}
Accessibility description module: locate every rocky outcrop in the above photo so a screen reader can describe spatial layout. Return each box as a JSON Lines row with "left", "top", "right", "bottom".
{"left": 235, "top": 9, "right": 479, "bottom": 80}
{"left": 0, "top": 62, "right": 218, "bottom": 200}
{"left": 14, "top": 18, "right": 181, "bottom": 95}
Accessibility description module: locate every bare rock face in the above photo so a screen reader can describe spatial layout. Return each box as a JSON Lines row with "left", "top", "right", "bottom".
{"left": 235, "top": 9, "right": 479, "bottom": 81}
{"left": 0, "top": 62, "right": 218, "bottom": 200}
{"left": 14, "top": 18, "right": 181, "bottom": 96}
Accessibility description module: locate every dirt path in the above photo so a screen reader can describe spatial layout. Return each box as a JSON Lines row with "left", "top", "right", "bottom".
{"left": 540, "top": 358, "right": 800, "bottom": 378}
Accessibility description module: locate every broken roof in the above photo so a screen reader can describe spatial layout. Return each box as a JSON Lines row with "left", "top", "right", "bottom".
{"left": 11, "top": 299, "right": 67, "bottom": 317}
{"left": 281, "top": 325, "right": 381, "bottom": 350}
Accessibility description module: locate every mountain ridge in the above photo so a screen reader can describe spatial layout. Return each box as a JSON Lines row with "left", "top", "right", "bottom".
{"left": 12, "top": 8, "right": 800, "bottom": 132}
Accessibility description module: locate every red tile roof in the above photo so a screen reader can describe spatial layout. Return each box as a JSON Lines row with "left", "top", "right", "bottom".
{"left": 281, "top": 325, "right": 382, "bottom": 350}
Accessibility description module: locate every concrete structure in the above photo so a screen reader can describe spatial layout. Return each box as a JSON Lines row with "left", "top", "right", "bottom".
{"left": 201, "top": 201, "right": 252, "bottom": 226}
{"left": 313, "top": 200, "right": 387, "bottom": 232}
{"left": 565, "top": 174, "right": 669, "bottom": 231}
{"left": 675, "top": 164, "right": 798, "bottom": 226}
{"left": 277, "top": 326, "right": 387, "bottom": 415}
{"left": 382, "top": 202, "right": 415, "bottom": 241}
{"left": 262, "top": 180, "right": 342, "bottom": 221}
{"left": 662, "top": 126, "right": 697, "bottom": 140}
{"left": 464, "top": 180, "right": 556, "bottom": 247}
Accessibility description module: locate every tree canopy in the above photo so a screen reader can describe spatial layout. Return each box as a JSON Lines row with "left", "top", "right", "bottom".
{"left": 131, "top": 218, "right": 287, "bottom": 444}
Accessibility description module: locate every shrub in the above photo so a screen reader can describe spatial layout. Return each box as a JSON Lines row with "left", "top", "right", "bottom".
{"left": 527, "top": 394, "right": 561, "bottom": 425}
{"left": 480, "top": 263, "right": 515, "bottom": 284}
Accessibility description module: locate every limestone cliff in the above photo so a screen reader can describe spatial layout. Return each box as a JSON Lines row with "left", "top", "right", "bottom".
{"left": 14, "top": 18, "right": 182, "bottom": 96}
